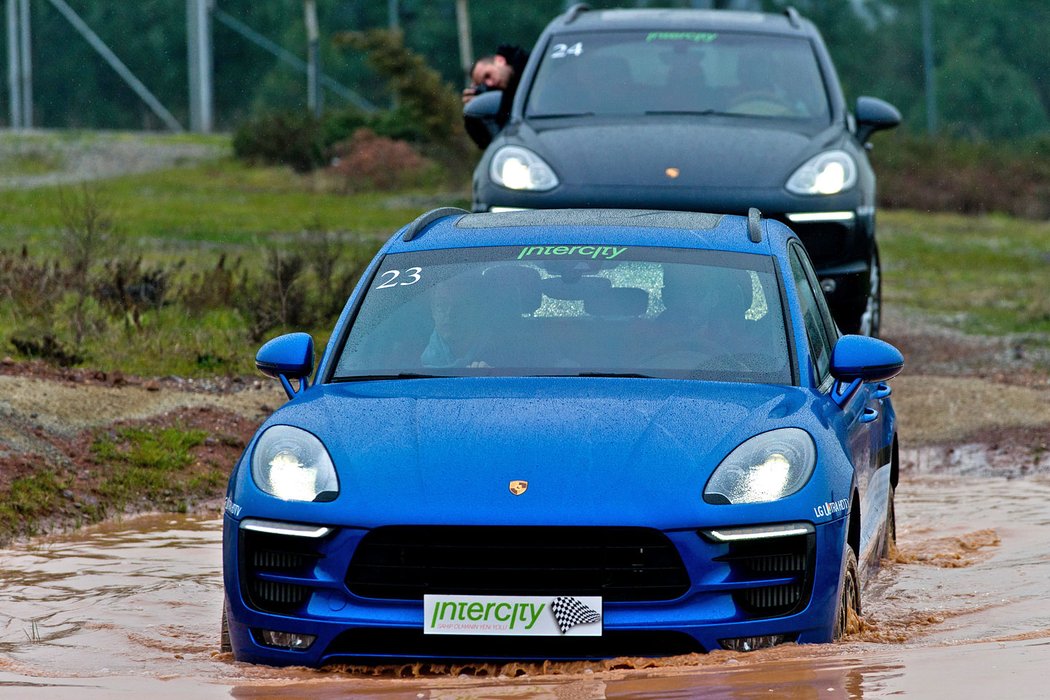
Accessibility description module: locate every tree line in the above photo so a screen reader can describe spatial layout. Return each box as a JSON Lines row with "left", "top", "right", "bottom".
{"left": 2, "top": 0, "right": 1047, "bottom": 141}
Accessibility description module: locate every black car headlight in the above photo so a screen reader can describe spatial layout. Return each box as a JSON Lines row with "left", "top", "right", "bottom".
{"left": 704, "top": 428, "right": 816, "bottom": 505}
{"left": 786, "top": 150, "right": 857, "bottom": 195}
{"left": 490, "top": 146, "right": 559, "bottom": 191}
{"left": 251, "top": 426, "right": 339, "bottom": 502}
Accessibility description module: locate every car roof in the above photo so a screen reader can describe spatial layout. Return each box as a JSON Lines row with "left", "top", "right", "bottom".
{"left": 386, "top": 208, "right": 796, "bottom": 257}
{"left": 549, "top": 6, "right": 818, "bottom": 39}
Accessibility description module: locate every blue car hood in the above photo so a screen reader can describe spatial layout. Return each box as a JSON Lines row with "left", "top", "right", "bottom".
{"left": 518, "top": 117, "right": 833, "bottom": 190}
{"left": 271, "top": 378, "right": 812, "bottom": 528}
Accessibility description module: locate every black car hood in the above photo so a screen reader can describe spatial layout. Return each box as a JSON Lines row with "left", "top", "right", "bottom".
{"left": 514, "top": 116, "right": 839, "bottom": 190}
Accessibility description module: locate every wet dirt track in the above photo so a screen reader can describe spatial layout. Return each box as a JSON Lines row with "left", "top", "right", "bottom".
{"left": 3, "top": 464, "right": 1050, "bottom": 699}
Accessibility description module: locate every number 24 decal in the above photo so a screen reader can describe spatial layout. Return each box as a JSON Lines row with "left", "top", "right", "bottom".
{"left": 550, "top": 42, "right": 583, "bottom": 59}
{"left": 376, "top": 267, "right": 422, "bottom": 289}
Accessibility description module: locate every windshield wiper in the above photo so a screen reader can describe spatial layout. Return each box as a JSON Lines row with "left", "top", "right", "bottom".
{"left": 335, "top": 373, "right": 447, "bottom": 382}
{"left": 573, "top": 372, "right": 657, "bottom": 379}
{"left": 644, "top": 109, "right": 730, "bottom": 117}
{"left": 526, "top": 111, "right": 595, "bottom": 119}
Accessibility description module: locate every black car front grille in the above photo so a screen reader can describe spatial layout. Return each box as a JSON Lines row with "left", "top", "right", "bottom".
{"left": 241, "top": 529, "right": 324, "bottom": 615}
{"left": 712, "top": 532, "right": 815, "bottom": 618}
{"left": 789, "top": 221, "right": 855, "bottom": 268}
{"left": 345, "top": 526, "right": 690, "bottom": 602}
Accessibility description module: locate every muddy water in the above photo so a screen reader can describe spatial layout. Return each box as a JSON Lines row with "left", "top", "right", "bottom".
{"left": 3, "top": 468, "right": 1050, "bottom": 699}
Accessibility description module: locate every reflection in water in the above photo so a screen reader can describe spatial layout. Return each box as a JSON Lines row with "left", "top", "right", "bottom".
{"left": 2, "top": 473, "right": 1050, "bottom": 698}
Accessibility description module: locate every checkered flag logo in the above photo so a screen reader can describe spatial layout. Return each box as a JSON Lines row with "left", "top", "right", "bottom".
{"left": 550, "top": 596, "right": 601, "bottom": 634}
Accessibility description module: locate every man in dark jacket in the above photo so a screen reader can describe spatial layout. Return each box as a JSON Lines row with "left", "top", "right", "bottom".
{"left": 462, "top": 44, "right": 530, "bottom": 128}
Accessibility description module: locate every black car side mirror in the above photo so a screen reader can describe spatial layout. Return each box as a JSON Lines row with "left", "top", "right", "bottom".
{"left": 854, "top": 96, "right": 901, "bottom": 145}
{"left": 463, "top": 90, "right": 504, "bottom": 149}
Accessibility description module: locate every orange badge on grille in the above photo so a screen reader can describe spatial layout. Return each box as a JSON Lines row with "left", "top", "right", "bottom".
{"left": 665, "top": 167, "right": 680, "bottom": 179}
{"left": 509, "top": 480, "right": 529, "bottom": 496}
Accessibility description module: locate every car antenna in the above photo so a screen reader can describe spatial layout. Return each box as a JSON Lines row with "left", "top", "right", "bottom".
{"left": 747, "top": 208, "right": 763, "bottom": 243}
{"left": 564, "top": 3, "right": 591, "bottom": 24}
{"left": 783, "top": 6, "right": 802, "bottom": 28}
{"left": 402, "top": 207, "right": 471, "bottom": 242}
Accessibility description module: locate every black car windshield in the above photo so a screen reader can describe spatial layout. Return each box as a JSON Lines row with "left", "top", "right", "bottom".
{"left": 332, "top": 245, "right": 792, "bottom": 384}
{"left": 525, "top": 30, "right": 830, "bottom": 123}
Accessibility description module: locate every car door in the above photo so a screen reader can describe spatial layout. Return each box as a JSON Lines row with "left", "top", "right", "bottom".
{"left": 788, "top": 243, "right": 888, "bottom": 568}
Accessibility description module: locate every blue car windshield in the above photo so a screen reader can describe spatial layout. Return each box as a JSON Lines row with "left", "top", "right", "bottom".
{"left": 525, "top": 30, "right": 830, "bottom": 123}
{"left": 332, "top": 245, "right": 792, "bottom": 384}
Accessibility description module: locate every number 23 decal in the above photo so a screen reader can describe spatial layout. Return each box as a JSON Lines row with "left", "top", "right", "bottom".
{"left": 550, "top": 42, "right": 583, "bottom": 59}
{"left": 376, "top": 267, "right": 422, "bottom": 289}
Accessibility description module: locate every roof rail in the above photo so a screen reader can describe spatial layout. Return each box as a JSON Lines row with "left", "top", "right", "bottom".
{"left": 747, "top": 207, "right": 763, "bottom": 243}
{"left": 564, "top": 3, "right": 591, "bottom": 25}
{"left": 401, "top": 207, "right": 470, "bottom": 242}
{"left": 783, "top": 6, "right": 802, "bottom": 28}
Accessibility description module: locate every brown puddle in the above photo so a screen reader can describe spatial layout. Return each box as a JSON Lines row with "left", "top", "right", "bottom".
{"left": 4, "top": 467, "right": 1050, "bottom": 698}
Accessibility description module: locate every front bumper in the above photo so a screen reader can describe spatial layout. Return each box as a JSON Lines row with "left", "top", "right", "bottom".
{"left": 223, "top": 515, "right": 849, "bottom": 667}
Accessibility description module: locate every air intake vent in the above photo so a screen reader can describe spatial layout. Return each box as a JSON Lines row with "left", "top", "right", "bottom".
{"left": 241, "top": 529, "right": 324, "bottom": 615}
{"left": 713, "top": 532, "right": 815, "bottom": 618}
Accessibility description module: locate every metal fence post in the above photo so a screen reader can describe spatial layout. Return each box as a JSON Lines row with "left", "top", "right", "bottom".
{"left": 187, "top": 0, "right": 214, "bottom": 133}
{"left": 6, "top": 0, "right": 22, "bottom": 128}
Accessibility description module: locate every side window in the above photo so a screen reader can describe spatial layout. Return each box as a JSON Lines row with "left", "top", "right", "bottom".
{"left": 789, "top": 246, "right": 832, "bottom": 383}
{"left": 795, "top": 244, "right": 840, "bottom": 344}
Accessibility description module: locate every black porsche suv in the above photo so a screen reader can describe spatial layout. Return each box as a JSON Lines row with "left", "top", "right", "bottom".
{"left": 465, "top": 5, "right": 900, "bottom": 336}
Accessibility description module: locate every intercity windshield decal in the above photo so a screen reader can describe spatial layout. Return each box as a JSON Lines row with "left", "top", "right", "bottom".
{"left": 645, "top": 31, "right": 718, "bottom": 43}
{"left": 516, "top": 245, "right": 627, "bottom": 261}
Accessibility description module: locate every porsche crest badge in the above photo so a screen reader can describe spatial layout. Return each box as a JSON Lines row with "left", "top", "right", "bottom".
{"left": 664, "top": 167, "right": 680, "bottom": 179}
{"left": 509, "top": 480, "right": 529, "bottom": 496}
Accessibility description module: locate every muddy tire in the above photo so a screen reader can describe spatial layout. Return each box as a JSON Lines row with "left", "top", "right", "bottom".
{"left": 834, "top": 548, "right": 860, "bottom": 640}
{"left": 883, "top": 484, "right": 897, "bottom": 555}
{"left": 220, "top": 605, "right": 232, "bottom": 654}
{"left": 861, "top": 247, "right": 882, "bottom": 338}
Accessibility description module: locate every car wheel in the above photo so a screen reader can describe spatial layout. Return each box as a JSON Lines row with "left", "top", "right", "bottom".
{"left": 858, "top": 247, "right": 881, "bottom": 338}
{"left": 834, "top": 547, "right": 861, "bottom": 640}
{"left": 220, "top": 604, "right": 232, "bottom": 654}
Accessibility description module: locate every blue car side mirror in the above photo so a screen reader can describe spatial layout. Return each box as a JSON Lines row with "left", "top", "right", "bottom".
{"left": 256, "top": 332, "right": 314, "bottom": 398}
{"left": 830, "top": 335, "right": 903, "bottom": 383}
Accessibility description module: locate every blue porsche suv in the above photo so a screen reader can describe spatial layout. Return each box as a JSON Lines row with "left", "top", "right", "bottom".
{"left": 465, "top": 5, "right": 900, "bottom": 336}
{"left": 222, "top": 208, "right": 903, "bottom": 666}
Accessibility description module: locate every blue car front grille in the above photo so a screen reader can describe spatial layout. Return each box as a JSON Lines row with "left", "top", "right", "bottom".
{"left": 345, "top": 526, "right": 690, "bottom": 602}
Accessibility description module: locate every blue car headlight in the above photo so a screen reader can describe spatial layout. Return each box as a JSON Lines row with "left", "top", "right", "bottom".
{"left": 251, "top": 425, "right": 339, "bottom": 502}
{"left": 704, "top": 428, "right": 816, "bottom": 505}
{"left": 785, "top": 150, "right": 857, "bottom": 195}
{"left": 490, "top": 146, "right": 559, "bottom": 191}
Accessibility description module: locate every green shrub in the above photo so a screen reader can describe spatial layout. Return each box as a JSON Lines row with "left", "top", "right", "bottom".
{"left": 875, "top": 133, "right": 1050, "bottom": 219}
{"left": 232, "top": 111, "right": 325, "bottom": 173}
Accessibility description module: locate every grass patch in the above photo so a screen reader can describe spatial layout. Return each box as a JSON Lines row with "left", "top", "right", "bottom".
{"left": 879, "top": 209, "right": 1050, "bottom": 339}
{"left": 91, "top": 425, "right": 212, "bottom": 512}
{"left": 0, "top": 132, "right": 471, "bottom": 378}
{"left": 0, "top": 472, "right": 66, "bottom": 530}
{"left": 0, "top": 151, "right": 65, "bottom": 177}
{"left": 0, "top": 157, "right": 466, "bottom": 256}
